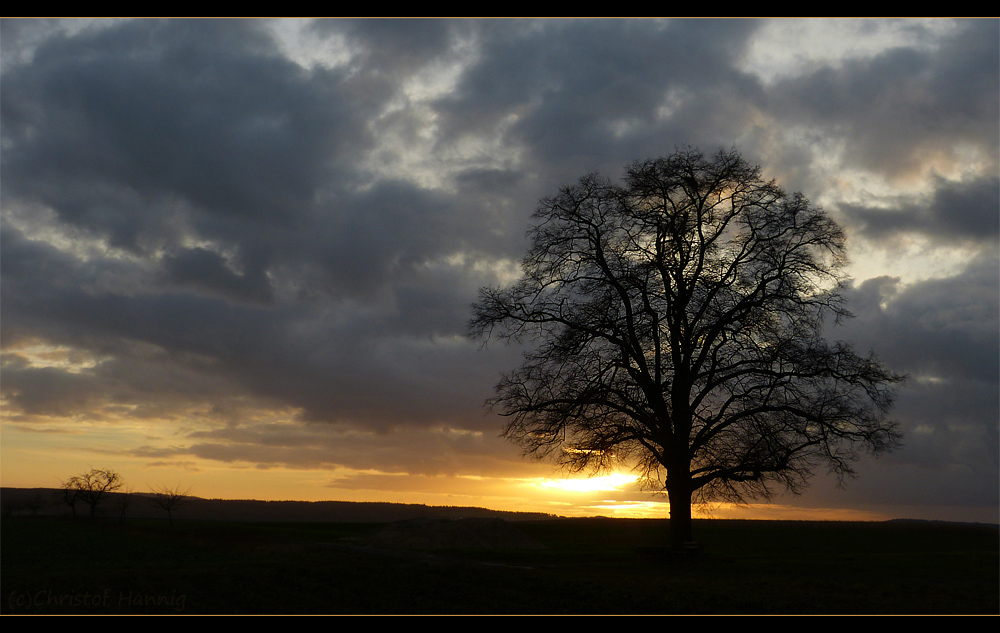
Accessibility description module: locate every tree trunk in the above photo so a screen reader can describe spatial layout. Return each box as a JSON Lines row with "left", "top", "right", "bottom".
{"left": 667, "top": 478, "right": 693, "bottom": 550}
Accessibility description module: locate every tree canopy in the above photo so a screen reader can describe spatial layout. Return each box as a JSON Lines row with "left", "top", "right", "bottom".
{"left": 149, "top": 484, "right": 193, "bottom": 527}
{"left": 470, "top": 148, "right": 903, "bottom": 548}
{"left": 62, "top": 467, "right": 124, "bottom": 519}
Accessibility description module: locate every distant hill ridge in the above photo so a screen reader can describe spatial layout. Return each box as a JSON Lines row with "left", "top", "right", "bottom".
{"left": 1, "top": 487, "right": 558, "bottom": 523}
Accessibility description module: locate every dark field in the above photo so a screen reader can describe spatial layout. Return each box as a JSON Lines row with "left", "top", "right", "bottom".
{"left": 2, "top": 515, "right": 997, "bottom": 615}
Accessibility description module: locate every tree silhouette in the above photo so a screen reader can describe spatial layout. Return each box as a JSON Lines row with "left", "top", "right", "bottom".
{"left": 63, "top": 468, "right": 124, "bottom": 519}
{"left": 470, "top": 147, "right": 903, "bottom": 549}
{"left": 114, "top": 487, "right": 135, "bottom": 523}
{"left": 149, "top": 484, "right": 192, "bottom": 527}
{"left": 58, "top": 482, "right": 80, "bottom": 518}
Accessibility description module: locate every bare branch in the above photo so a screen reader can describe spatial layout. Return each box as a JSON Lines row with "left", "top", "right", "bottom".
{"left": 62, "top": 468, "right": 125, "bottom": 519}
{"left": 149, "top": 484, "right": 193, "bottom": 527}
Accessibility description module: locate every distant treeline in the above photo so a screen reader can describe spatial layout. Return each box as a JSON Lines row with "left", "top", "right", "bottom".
{"left": 1, "top": 487, "right": 558, "bottom": 523}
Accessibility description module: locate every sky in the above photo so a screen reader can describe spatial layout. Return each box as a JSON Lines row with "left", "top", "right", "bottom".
{"left": 1, "top": 18, "right": 997, "bottom": 523}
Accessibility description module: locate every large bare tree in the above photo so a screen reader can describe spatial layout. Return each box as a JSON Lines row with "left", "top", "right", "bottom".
{"left": 470, "top": 148, "right": 903, "bottom": 549}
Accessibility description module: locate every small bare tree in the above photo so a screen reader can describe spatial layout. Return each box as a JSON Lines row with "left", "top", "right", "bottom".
{"left": 58, "top": 482, "right": 80, "bottom": 518}
{"left": 2, "top": 496, "right": 22, "bottom": 520}
{"left": 63, "top": 468, "right": 125, "bottom": 519}
{"left": 149, "top": 485, "right": 192, "bottom": 527}
{"left": 113, "top": 487, "right": 135, "bottom": 523}
{"left": 24, "top": 491, "right": 47, "bottom": 516}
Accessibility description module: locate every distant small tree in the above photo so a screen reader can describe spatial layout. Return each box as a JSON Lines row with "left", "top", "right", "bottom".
{"left": 114, "top": 487, "right": 135, "bottom": 523}
{"left": 64, "top": 468, "right": 125, "bottom": 519}
{"left": 2, "top": 496, "right": 21, "bottom": 520}
{"left": 24, "top": 491, "right": 47, "bottom": 516}
{"left": 58, "top": 482, "right": 80, "bottom": 518}
{"left": 149, "top": 485, "right": 192, "bottom": 527}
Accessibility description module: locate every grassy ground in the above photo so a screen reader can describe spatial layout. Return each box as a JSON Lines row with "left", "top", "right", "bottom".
{"left": 2, "top": 516, "right": 996, "bottom": 615}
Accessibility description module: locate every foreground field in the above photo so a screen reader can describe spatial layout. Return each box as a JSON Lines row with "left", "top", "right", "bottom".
{"left": 2, "top": 516, "right": 997, "bottom": 614}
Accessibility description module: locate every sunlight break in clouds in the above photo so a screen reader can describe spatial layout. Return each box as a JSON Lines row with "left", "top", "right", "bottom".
{"left": 538, "top": 473, "right": 638, "bottom": 494}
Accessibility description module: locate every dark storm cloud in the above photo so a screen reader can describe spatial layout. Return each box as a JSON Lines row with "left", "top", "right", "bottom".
{"left": 161, "top": 247, "right": 274, "bottom": 305}
{"left": 772, "top": 248, "right": 1000, "bottom": 514}
{"left": 2, "top": 216, "right": 510, "bottom": 434}
{"left": 3, "top": 18, "right": 514, "bottom": 299}
{"left": 843, "top": 253, "right": 998, "bottom": 385}
{"left": 834, "top": 253, "right": 999, "bottom": 503}
{"left": 300, "top": 180, "right": 487, "bottom": 298}
{"left": 2, "top": 232, "right": 499, "bottom": 431}
{"left": 0, "top": 19, "right": 504, "bottom": 433}
{"left": 2, "top": 20, "right": 361, "bottom": 248}
{"left": 435, "top": 19, "right": 765, "bottom": 180}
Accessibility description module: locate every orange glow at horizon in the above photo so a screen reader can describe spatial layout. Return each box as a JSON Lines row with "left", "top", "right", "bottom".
{"left": 0, "top": 418, "right": 975, "bottom": 524}
{"left": 0, "top": 438, "right": 899, "bottom": 523}
{"left": 536, "top": 472, "right": 638, "bottom": 493}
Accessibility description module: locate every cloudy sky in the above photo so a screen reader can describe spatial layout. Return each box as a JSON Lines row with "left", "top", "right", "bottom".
{"left": 2, "top": 18, "right": 997, "bottom": 522}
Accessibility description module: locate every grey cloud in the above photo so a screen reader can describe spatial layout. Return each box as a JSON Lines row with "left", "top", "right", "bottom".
{"left": 1, "top": 19, "right": 365, "bottom": 254}
{"left": 161, "top": 247, "right": 274, "bottom": 305}
{"left": 768, "top": 19, "right": 998, "bottom": 182}
{"left": 0, "top": 358, "right": 103, "bottom": 418}
{"left": 436, "top": 19, "right": 765, "bottom": 180}
{"left": 835, "top": 254, "right": 999, "bottom": 485}
{"left": 183, "top": 420, "right": 526, "bottom": 477}
{"left": 2, "top": 216, "right": 506, "bottom": 432}
{"left": 848, "top": 253, "right": 998, "bottom": 383}
{"left": 0, "top": 20, "right": 508, "bottom": 436}
{"left": 843, "top": 175, "right": 1000, "bottom": 246}
{"left": 313, "top": 18, "right": 458, "bottom": 71}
